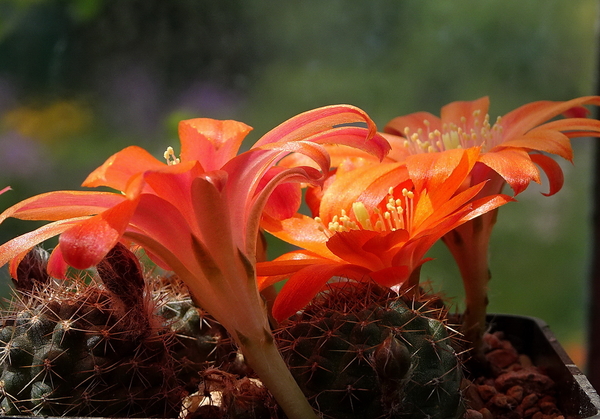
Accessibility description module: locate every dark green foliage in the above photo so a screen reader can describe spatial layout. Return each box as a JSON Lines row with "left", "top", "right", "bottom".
{"left": 275, "top": 282, "right": 464, "bottom": 419}
{"left": 0, "top": 246, "right": 234, "bottom": 417}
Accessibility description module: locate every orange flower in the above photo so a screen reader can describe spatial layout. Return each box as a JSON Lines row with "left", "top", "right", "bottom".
{"left": 385, "top": 96, "right": 600, "bottom": 195}
{"left": 0, "top": 105, "right": 389, "bottom": 419}
{"left": 383, "top": 96, "right": 600, "bottom": 354}
{"left": 258, "top": 147, "right": 511, "bottom": 321}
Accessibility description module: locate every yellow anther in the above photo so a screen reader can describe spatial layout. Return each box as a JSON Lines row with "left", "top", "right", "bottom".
{"left": 315, "top": 185, "right": 418, "bottom": 237}
{"left": 164, "top": 146, "right": 180, "bottom": 165}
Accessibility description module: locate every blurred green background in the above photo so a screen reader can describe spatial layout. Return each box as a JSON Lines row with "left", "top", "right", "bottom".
{"left": 0, "top": 0, "right": 597, "bottom": 367}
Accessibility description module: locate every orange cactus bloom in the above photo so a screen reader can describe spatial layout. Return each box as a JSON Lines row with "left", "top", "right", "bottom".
{"left": 383, "top": 96, "right": 600, "bottom": 354}
{"left": 258, "top": 147, "right": 512, "bottom": 322}
{"left": 384, "top": 96, "right": 600, "bottom": 196}
{"left": 0, "top": 105, "right": 389, "bottom": 419}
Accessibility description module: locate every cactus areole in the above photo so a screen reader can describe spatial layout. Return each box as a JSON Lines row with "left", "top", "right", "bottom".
{"left": 275, "top": 281, "right": 464, "bottom": 419}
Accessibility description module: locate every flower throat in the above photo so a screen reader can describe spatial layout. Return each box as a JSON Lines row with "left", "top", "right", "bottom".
{"left": 315, "top": 187, "right": 416, "bottom": 238}
{"left": 402, "top": 110, "right": 504, "bottom": 154}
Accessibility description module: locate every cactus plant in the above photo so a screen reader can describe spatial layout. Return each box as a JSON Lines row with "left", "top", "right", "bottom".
{"left": 274, "top": 281, "right": 464, "bottom": 419}
{"left": 0, "top": 244, "right": 235, "bottom": 417}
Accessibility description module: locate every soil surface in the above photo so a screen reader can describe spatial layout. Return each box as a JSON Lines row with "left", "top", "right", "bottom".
{"left": 463, "top": 331, "right": 567, "bottom": 419}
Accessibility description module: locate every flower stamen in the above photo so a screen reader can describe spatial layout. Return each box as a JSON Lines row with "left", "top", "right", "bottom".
{"left": 401, "top": 111, "right": 503, "bottom": 154}
{"left": 163, "top": 146, "right": 181, "bottom": 165}
{"left": 315, "top": 187, "right": 416, "bottom": 238}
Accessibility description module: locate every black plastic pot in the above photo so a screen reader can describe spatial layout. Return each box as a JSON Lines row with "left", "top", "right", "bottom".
{"left": 487, "top": 314, "right": 600, "bottom": 419}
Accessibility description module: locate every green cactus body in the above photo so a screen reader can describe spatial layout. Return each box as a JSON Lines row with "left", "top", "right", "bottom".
{"left": 0, "top": 245, "right": 234, "bottom": 418}
{"left": 275, "top": 282, "right": 464, "bottom": 419}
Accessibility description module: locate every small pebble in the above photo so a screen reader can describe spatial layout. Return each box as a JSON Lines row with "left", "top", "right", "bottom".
{"left": 519, "top": 354, "right": 533, "bottom": 368}
{"left": 520, "top": 393, "right": 539, "bottom": 410}
{"left": 479, "top": 407, "right": 494, "bottom": 419}
{"left": 506, "top": 385, "right": 524, "bottom": 403}
{"left": 464, "top": 409, "right": 483, "bottom": 419}
{"left": 477, "top": 384, "right": 497, "bottom": 401}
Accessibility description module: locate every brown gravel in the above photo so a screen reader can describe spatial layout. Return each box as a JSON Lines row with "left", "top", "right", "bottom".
{"left": 463, "top": 331, "right": 566, "bottom": 419}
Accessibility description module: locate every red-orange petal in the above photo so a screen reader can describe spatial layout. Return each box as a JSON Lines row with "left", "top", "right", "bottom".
{"left": 318, "top": 162, "right": 406, "bottom": 222}
{"left": 59, "top": 197, "right": 140, "bottom": 269}
{"left": 261, "top": 213, "right": 333, "bottom": 258}
{"left": 406, "top": 147, "right": 479, "bottom": 204}
{"left": 256, "top": 251, "right": 329, "bottom": 284}
{"left": 326, "top": 230, "right": 385, "bottom": 270}
{"left": 533, "top": 117, "right": 600, "bottom": 136}
{"left": 0, "top": 218, "right": 84, "bottom": 270}
{"left": 257, "top": 167, "right": 302, "bottom": 220}
{"left": 440, "top": 97, "right": 490, "bottom": 128}
{"left": 83, "top": 146, "right": 165, "bottom": 190}
{"left": 47, "top": 245, "right": 69, "bottom": 279}
{"left": 500, "top": 130, "right": 573, "bottom": 162}
{"left": 369, "top": 266, "right": 410, "bottom": 288}
{"left": 272, "top": 262, "right": 371, "bottom": 321}
{"left": 529, "top": 153, "right": 565, "bottom": 196}
{"left": 254, "top": 105, "right": 378, "bottom": 148}
{"left": 384, "top": 112, "right": 442, "bottom": 136}
{"left": 478, "top": 149, "right": 540, "bottom": 195}
{"left": 500, "top": 96, "right": 600, "bottom": 140}
{"left": 179, "top": 118, "right": 252, "bottom": 170}
{"left": 0, "top": 191, "right": 126, "bottom": 222}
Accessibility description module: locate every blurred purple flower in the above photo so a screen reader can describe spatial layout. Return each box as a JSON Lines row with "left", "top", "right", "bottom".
{"left": 97, "top": 65, "right": 162, "bottom": 138}
{"left": 175, "top": 81, "right": 244, "bottom": 119}
{"left": 0, "top": 131, "right": 51, "bottom": 179}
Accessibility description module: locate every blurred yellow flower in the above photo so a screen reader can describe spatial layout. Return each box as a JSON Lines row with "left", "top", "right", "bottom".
{"left": 2, "top": 100, "right": 93, "bottom": 143}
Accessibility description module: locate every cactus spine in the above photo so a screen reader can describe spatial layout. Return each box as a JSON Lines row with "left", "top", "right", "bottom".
{"left": 275, "top": 281, "right": 465, "bottom": 419}
{"left": 0, "top": 244, "right": 234, "bottom": 417}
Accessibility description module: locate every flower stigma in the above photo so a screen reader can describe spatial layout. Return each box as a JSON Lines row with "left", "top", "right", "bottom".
{"left": 402, "top": 110, "right": 503, "bottom": 154}
{"left": 163, "top": 146, "right": 181, "bottom": 165}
